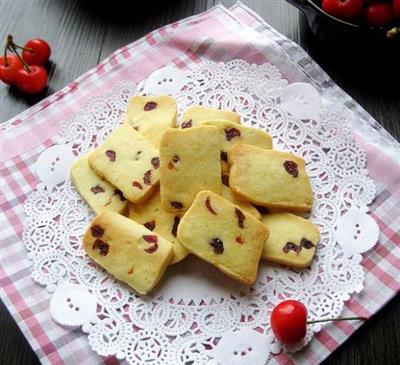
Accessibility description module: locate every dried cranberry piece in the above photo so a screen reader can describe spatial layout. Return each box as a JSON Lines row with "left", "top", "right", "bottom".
{"left": 224, "top": 127, "right": 241, "bottom": 141}
{"left": 144, "top": 243, "right": 158, "bottom": 253}
{"left": 235, "top": 208, "right": 245, "bottom": 228}
{"left": 105, "top": 150, "right": 116, "bottom": 161}
{"left": 220, "top": 151, "right": 228, "bottom": 162}
{"left": 283, "top": 160, "right": 298, "bottom": 178}
{"left": 172, "top": 155, "right": 180, "bottom": 163}
{"left": 91, "top": 185, "right": 105, "bottom": 194}
{"left": 236, "top": 236, "right": 244, "bottom": 244}
{"left": 221, "top": 175, "right": 230, "bottom": 187}
{"left": 171, "top": 216, "right": 180, "bottom": 237}
{"left": 92, "top": 239, "right": 109, "bottom": 256}
{"left": 181, "top": 120, "right": 192, "bottom": 129}
{"left": 143, "top": 234, "right": 158, "bottom": 243}
{"left": 91, "top": 225, "right": 104, "bottom": 238}
{"left": 113, "top": 189, "right": 126, "bottom": 201}
{"left": 300, "top": 238, "right": 315, "bottom": 249}
{"left": 168, "top": 162, "right": 174, "bottom": 170}
{"left": 282, "top": 242, "right": 302, "bottom": 255}
{"left": 171, "top": 201, "right": 183, "bottom": 209}
{"left": 132, "top": 181, "right": 143, "bottom": 190}
{"left": 143, "top": 170, "right": 152, "bottom": 185}
{"left": 144, "top": 220, "right": 156, "bottom": 231}
{"left": 205, "top": 196, "right": 217, "bottom": 215}
{"left": 144, "top": 101, "right": 157, "bottom": 111}
{"left": 151, "top": 157, "right": 160, "bottom": 169}
{"left": 210, "top": 238, "right": 224, "bottom": 254}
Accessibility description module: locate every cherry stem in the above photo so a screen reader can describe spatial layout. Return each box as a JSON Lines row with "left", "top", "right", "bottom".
{"left": 307, "top": 316, "right": 367, "bottom": 325}
{"left": 3, "top": 39, "right": 8, "bottom": 67}
{"left": 7, "top": 34, "right": 31, "bottom": 73}
{"left": 13, "top": 44, "right": 33, "bottom": 52}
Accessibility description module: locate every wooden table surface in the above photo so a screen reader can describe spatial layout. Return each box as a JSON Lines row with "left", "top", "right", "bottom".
{"left": 1, "top": 1, "right": 399, "bottom": 364}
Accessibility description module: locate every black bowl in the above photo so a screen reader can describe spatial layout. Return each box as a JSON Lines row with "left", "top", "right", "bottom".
{"left": 286, "top": 0, "right": 400, "bottom": 47}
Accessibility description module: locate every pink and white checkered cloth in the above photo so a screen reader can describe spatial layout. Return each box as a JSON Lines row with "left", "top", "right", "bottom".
{"left": 1, "top": 3, "right": 399, "bottom": 365}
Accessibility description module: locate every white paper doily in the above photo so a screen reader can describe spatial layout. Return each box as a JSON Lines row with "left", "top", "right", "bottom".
{"left": 23, "top": 60, "right": 379, "bottom": 365}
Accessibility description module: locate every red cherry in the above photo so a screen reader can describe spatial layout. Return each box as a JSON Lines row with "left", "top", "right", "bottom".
{"left": 0, "top": 54, "right": 23, "bottom": 85}
{"left": 14, "top": 66, "right": 48, "bottom": 94}
{"left": 22, "top": 39, "right": 51, "bottom": 65}
{"left": 365, "top": 3, "right": 393, "bottom": 26}
{"left": 394, "top": 0, "right": 400, "bottom": 19}
{"left": 271, "top": 300, "right": 308, "bottom": 344}
{"left": 321, "top": 0, "right": 364, "bottom": 20}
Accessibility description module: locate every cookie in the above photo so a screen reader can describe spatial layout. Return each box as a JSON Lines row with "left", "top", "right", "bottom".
{"left": 83, "top": 211, "right": 173, "bottom": 295}
{"left": 261, "top": 213, "right": 319, "bottom": 268}
{"left": 88, "top": 124, "right": 160, "bottom": 204}
{"left": 128, "top": 190, "right": 188, "bottom": 264}
{"left": 201, "top": 119, "right": 273, "bottom": 172}
{"left": 123, "top": 95, "right": 177, "bottom": 148}
{"left": 228, "top": 144, "right": 313, "bottom": 212}
{"left": 220, "top": 180, "right": 261, "bottom": 219}
{"left": 181, "top": 106, "right": 240, "bottom": 128}
{"left": 71, "top": 152, "right": 127, "bottom": 214}
{"left": 177, "top": 191, "right": 269, "bottom": 285}
{"left": 159, "top": 126, "right": 221, "bottom": 212}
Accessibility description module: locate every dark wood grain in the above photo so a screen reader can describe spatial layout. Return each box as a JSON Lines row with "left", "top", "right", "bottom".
{"left": 0, "top": 1, "right": 399, "bottom": 365}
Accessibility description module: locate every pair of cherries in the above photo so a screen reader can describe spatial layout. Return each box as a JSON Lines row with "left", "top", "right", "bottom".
{"left": 271, "top": 300, "right": 366, "bottom": 344}
{"left": 0, "top": 35, "right": 51, "bottom": 94}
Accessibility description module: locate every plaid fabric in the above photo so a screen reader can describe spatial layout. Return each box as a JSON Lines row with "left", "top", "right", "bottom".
{"left": 1, "top": 3, "right": 399, "bottom": 365}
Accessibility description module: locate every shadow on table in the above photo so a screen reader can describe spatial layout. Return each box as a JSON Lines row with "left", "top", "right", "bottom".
{"left": 76, "top": 0, "right": 192, "bottom": 24}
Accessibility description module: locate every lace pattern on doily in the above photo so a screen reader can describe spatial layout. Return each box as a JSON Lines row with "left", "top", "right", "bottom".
{"left": 23, "top": 60, "right": 378, "bottom": 365}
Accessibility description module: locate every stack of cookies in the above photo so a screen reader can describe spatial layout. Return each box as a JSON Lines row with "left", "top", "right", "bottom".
{"left": 72, "top": 95, "right": 319, "bottom": 295}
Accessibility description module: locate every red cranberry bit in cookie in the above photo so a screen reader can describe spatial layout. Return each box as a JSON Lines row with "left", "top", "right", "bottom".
{"left": 221, "top": 175, "right": 230, "bottom": 187}
{"left": 282, "top": 242, "right": 302, "bottom": 255}
{"left": 181, "top": 120, "right": 192, "bottom": 129}
{"left": 144, "top": 242, "right": 158, "bottom": 253}
{"left": 205, "top": 196, "right": 217, "bottom": 215}
{"left": 105, "top": 150, "right": 116, "bottom": 161}
{"left": 92, "top": 239, "right": 109, "bottom": 256}
{"left": 236, "top": 236, "right": 244, "bottom": 244}
{"left": 143, "top": 170, "right": 152, "bottom": 185}
{"left": 143, "top": 234, "right": 158, "bottom": 243}
{"left": 210, "top": 238, "right": 224, "bottom": 254}
{"left": 224, "top": 127, "right": 241, "bottom": 141}
{"left": 144, "top": 101, "right": 157, "bottom": 111}
{"left": 132, "top": 181, "right": 143, "bottom": 190}
{"left": 171, "top": 201, "right": 183, "bottom": 209}
{"left": 144, "top": 220, "right": 156, "bottom": 231}
{"left": 171, "top": 216, "right": 180, "bottom": 237}
{"left": 113, "top": 189, "right": 126, "bottom": 201}
{"left": 220, "top": 151, "right": 228, "bottom": 162}
{"left": 91, "top": 185, "right": 105, "bottom": 194}
{"left": 283, "top": 160, "right": 298, "bottom": 177}
{"left": 91, "top": 225, "right": 104, "bottom": 238}
{"left": 235, "top": 208, "right": 245, "bottom": 228}
{"left": 300, "top": 238, "right": 315, "bottom": 249}
{"left": 151, "top": 157, "right": 160, "bottom": 169}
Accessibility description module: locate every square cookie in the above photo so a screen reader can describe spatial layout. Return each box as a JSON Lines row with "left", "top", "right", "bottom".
{"left": 159, "top": 126, "right": 221, "bottom": 212}
{"left": 181, "top": 106, "right": 240, "bottom": 128}
{"left": 128, "top": 190, "right": 188, "bottom": 264}
{"left": 177, "top": 191, "right": 269, "bottom": 285}
{"left": 71, "top": 152, "right": 127, "bottom": 214}
{"left": 201, "top": 119, "right": 273, "bottom": 172}
{"left": 124, "top": 95, "right": 177, "bottom": 148}
{"left": 220, "top": 179, "right": 261, "bottom": 219}
{"left": 89, "top": 124, "right": 160, "bottom": 204}
{"left": 83, "top": 211, "right": 173, "bottom": 295}
{"left": 261, "top": 213, "right": 319, "bottom": 268}
{"left": 228, "top": 144, "right": 313, "bottom": 212}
